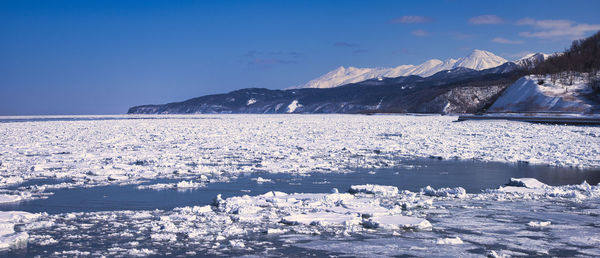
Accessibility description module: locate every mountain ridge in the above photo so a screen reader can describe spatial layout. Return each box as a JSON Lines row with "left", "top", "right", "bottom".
{"left": 128, "top": 64, "right": 522, "bottom": 115}
{"left": 290, "top": 49, "right": 508, "bottom": 89}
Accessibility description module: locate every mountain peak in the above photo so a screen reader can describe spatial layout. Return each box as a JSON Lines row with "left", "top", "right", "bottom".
{"left": 514, "top": 52, "right": 549, "bottom": 69}
{"left": 423, "top": 59, "right": 443, "bottom": 65}
{"left": 292, "top": 50, "right": 508, "bottom": 89}
{"left": 468, "top": 49, "right": 496, "bottom": 57}
{"left": 516, "top": 52, "right": 549, "bottom": 61}
{"left": 454, "top": 49, "right": 507, "bottom": 70}
{"left": 471, "top": 49, "right": 490, "bottom": 53}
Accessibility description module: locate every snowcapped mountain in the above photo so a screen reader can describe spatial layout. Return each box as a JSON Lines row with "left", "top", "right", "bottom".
{"left": 295, "top": 66, "right": 386, "bottom": 90}
{"left": 291, "top": 49, "right": 508, "bottom": 89}
{"left": 514, "top": 53, "right": 549, "bottom": 69}
{"left": 453, "top": 50, "right": 507, "bottom": 70}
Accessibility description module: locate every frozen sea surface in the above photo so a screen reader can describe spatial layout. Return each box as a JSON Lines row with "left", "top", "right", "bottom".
{"left": 0, "top": 114, "right": 599, "bottom": 256}
{"left": 3, "top": 178, "right": 600, "bottom": 257}
{"left": 1, "top": 158, "right": 598, "bottom": 214}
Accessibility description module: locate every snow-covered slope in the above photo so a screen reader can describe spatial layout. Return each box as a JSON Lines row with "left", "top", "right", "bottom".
{"left": 292, "top": 50, "right": 507, "bottom": 89}
{"left": 296, "top": 66, "right": 387, "bottom": 89}
{"left": 453, "top": 49, "right": 507, "bottom": 70}
{"left": 488, "top": 75, "right": 592, "bottom": 113}
{"left": 514, "top": 53, "right": 549, "bottom": 69}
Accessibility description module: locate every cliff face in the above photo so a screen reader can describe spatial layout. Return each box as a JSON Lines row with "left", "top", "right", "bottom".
{"left": 128, "top": 64, "right": 520, "bottom": 115}
{"left": 418, "top": 85, "right": 506, "bottom": 114}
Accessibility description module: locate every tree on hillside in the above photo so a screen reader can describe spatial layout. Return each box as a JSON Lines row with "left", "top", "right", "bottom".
{"left": 531, "top": 31, "right": 600, "bottom": 91}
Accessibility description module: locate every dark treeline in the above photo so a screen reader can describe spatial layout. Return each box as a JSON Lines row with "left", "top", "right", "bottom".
{"left": 530, "top": 31, "right": 600, "bottom": 91}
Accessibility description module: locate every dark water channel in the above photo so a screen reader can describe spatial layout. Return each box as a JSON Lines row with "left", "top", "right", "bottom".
{"left": 2, "top": 158, "right": 598, "bottom": 214}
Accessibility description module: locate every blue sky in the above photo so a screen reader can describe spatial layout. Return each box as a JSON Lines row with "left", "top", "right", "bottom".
{"left": 1, "top": 0, "right": 599, "bottom": 115}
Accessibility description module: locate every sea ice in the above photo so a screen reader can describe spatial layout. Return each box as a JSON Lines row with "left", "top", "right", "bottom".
{"left": 0, "top": 211, "right": 41, "bottom": 250}
{"left": 10, "top": 180, "right": 600, "bottom": 256}
{"left": 527, "top": 221, "right": 551, "bottom": 228}
{"left": 0, "top": 115, "right": 599, "bottom": 256}
{"left": 363, "top": 215, "right": 432, "bottom": 230}
{"left": 349, "top": 184, "right": 399, "bottom": 196}
{"left": 0, "top": 194, "right": 23, "bottom": 204}
{"left": 251, "top": 177, "right": 272, "bottom": 184}
{"left": 281, "top": 212, "right": 361, "bottom": 227}
{"left": 507, "top": 178, "right": 547, "bottom": 188}
{"left": 421, "top": 185, "right": 467, "bottom": 198}
{"left": 0, "top": 114, "right": 599, "bottom": 203}
{"left": 436, "top": 237, "right": 463, "bottom": 245}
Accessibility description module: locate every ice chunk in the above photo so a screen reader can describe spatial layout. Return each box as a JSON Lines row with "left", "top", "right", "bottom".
{"left": 107, "top": 174, "right": 129, "bottom": 181}
{"left": 229, "top": 239, "right": 245, "bottom": 248}
{"left": 421, "top": 186, "right": 466, "bottom": 198}
{"left": 176, "top": 180, "right": 205, "bottom": 189}
{"left": 487, "top": 250, "right": 509, "bottom": 258}
{"left": 498, "top": 179, "right": 600, "bottom": 199}
{"left": 436, "top": 237, "right": 463, "bottom": 245}
{"left": 128, "top": 248, "right": 156, "bottom": 256}
{"left": 527, "top": 221, "right": 551, "bottom": 228}
{"left": 266, "top": 228, "right": 287, "bottom": 234}
{"left": 337, "top": 198, "right": 389, "bottom": 217}
{"left": 349, "top": 184, "right": 399, "bottom": 196}
{"left": 137, "top": 181, "right": 205, "bottom": 190}
{"left": 260, "top": 191, "right": 288, "bottom": 198}
{"left": 507, "top": 178, "right": 547, "bottom": 188}
{"left": 150, "top": 233, "right": 177, "bottom": 242}
{"left": 281, "top": 212, "right": 361, "bottom": 227}
{"left": 0, "top": 194, "right": 23, "bottom": 204}
{"left": 0, "top": 211, "right": 40, "bottom": 250}
{"left": 192, "top": 205, "right": 213, "bottom": 213}
{"left": 401, "top": 199, "right": 433, "bottom": 210}
{"left": 252, "top": 177, "right": 272, "bottom": 184}
{"left": 363, "top": 215, "right": 432, "bottom": 230}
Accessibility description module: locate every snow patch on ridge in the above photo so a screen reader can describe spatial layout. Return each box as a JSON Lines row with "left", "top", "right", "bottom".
{"left": 286, "top": 100, "right": 301, "bottom": 113}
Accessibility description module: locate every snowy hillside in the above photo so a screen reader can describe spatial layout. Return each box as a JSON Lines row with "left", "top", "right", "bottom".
{"left": 292, "top": 49, "right": 507, "bottom": 89}
{"left": 453, "top": 49, "right": 508, "bottom": 70}
{"left": 514, "top": 53, "right": 550, "bottom": 69}
{"left": 488, "top": 75, "right": 593, "bottom": 113}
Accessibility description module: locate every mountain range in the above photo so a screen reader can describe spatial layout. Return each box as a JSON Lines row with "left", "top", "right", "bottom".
{"left": 128, "top": 50, "right": 555, "bottom": 115}
{"left": 290, "top": 50, "right": 510, "bottom": 89}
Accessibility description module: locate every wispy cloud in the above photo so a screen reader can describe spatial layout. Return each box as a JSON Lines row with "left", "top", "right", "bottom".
{"left": 393, "top": 48, "right": 417, "bottom": 56}
{"left": 248, "top": 58, "right": 297, "bottom": 66}
{"left": 333, "top": 42, "right": 357, "bottom": 48}
{"left": 491, "top": 37, "right": 524, "bottom": 44}
{"left": 451, "top": 32, "right": 473, "bottom": 40}
{"left": 333, "top": 42, "right": 367, "bottom": 54}
{"left": 244, "top": 51, "right": 303, "bottom": 68}
{"left": 468, "top": 15, "right": 504, "bottom": 25}
{"left": 390, "top": 16, "right": 433, "bottom": 24}
{"left": 517, "top": 18, "right": 600, "bottom": 39}
{"left": 411, "top": 29, "right": 430, "bottom": 37}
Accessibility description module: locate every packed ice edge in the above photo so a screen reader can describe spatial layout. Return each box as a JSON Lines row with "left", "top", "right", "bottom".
{"left": 1, "top": 115, "right": 598, "bottom": 204}
{"left": 2, "top": 177, "right": 600, "bottom": 256}
{"left": 0, "top": 115, "right": 599, "bottom": 256}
